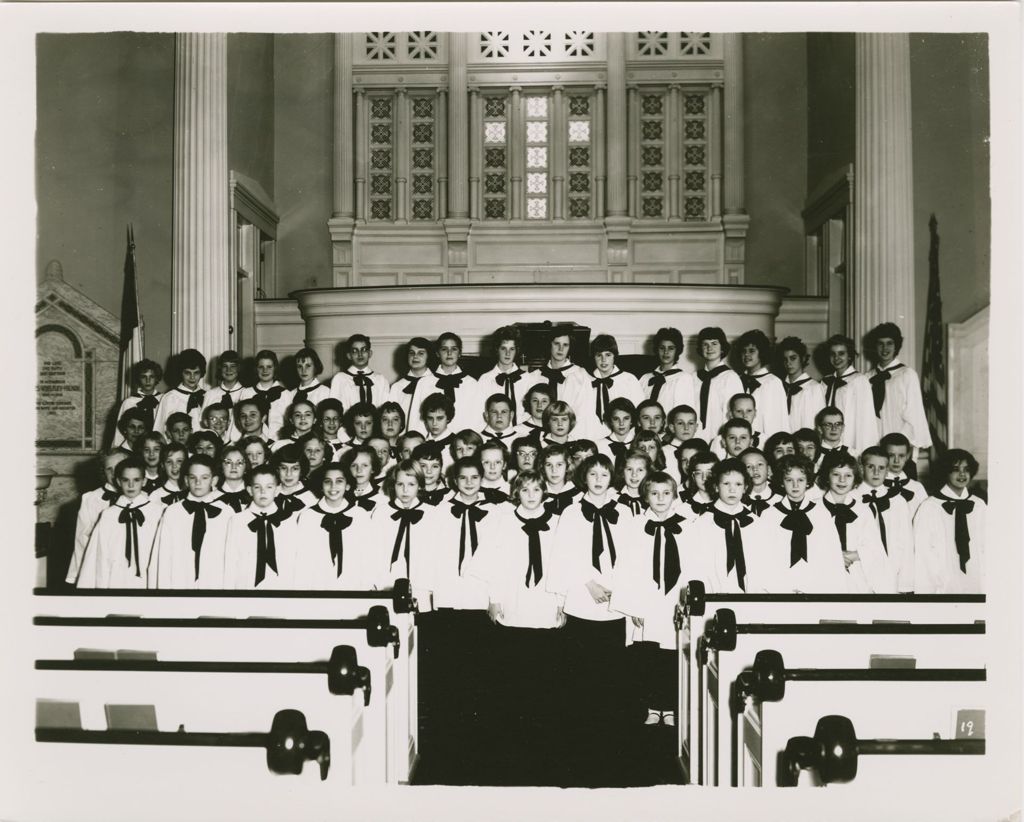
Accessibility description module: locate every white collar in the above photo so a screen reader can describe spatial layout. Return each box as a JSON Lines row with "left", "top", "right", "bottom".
{"left": 940, "top": 484, "right": 970, "bottom": 500}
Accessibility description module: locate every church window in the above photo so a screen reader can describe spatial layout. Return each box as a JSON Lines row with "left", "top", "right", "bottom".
{"left": 368, "top": 93, "right": 395, "bottom": 221}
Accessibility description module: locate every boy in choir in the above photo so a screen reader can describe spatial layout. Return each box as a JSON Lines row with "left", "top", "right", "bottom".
{"left": 686, "top": 458, "right": 775, "bottom": 593}
{"left": 187, "top": 431, "right": 222, "bottom": 461}
{"left": 589, "top": 334, "right": 645, "bottom": 433}
{"left": 602, "top": 397, "right": 638, "bottom": 464}
{"left": 510, "top": 437, "right": 540, "bottom": 478}
{"left": 164, "top": 412, "right": 193, "bottom": 448}
{"left": 293, "top": 464, "right": 373, "bottom": 589}
{"left": 341, "top": 444, "right": 383, "bottom": 512}
{"left": 540, "top": 400, "right": 578, "bottom": 447}
{"left": 76, "top": 457, "right": 165, "bottom": 589}
{"left": 368, "top": 459, "right": 429, "bottom": 587}
{"left": 480, "top": 393, "right": 520, "bottom": 445}
{"left": 681, "top": 452, "right": 719, "bottom": 517}
{"left": 200, "top": 403, "right": 233, "bottom": 446}
{"left": 150, "top": 454, "right": 231, "bottom": 589}
{"left": 240, "top": 436, "right": 270, "bottom": 472}
{"left": 114, "top": 408, "right": 151, "bottom": 457}
{"left": 377, "top": 402, "right": 406, "bottom": 459}
{"left": 821, "top": 334, "right": 877, "bottom": 452}
{"left": 478, "top": 440, "right": 512, "bottom": 503}
{"left": 610, "top": 471, "right": 691, "bottom": 726}
{"left": 241, "top": 350, "right": 287, "bottom": 437}
{"left": 740, "top": 448, "right": 782, "bottom": 514}
{"left": 368, "top": 436, "right": 395, "bottom": 482}
{"left": 136, "top": 432, "right": 165, "bottom": 493}
{"left": 724, "top": 394, "right": 763, "bottom": 448}
{"left": 881, "top": 432, "right": 928, "bottom": 517}
{"left": 432, "top": 332, "right": 479, "bottom": 431}
{"left": 814, "top": 407, "right": 858, "bottom": 470}
{"left": 816, "top": 450, "right": 897, "bottom": 593}
{"left": 157, "top": 442, "right": 188, "bottom": 504}
{"left": 636, "top": 399, "right": 666, "bottom": 438}
{"left": 759, "top": 454, "right": 848, "bottom": 593}
{"left": 216, "top": 444, "right": 251, "bottom": 512}
{"left": 288, "top": 347, "right": 331, "bottom": 409}
{"left": 567, "top": 440, "right": 599, "bottom": 477}
{"left": 858, "top": 446, "right": 914, "bottom": 592}
{"left": 694, "top": 326, "right": 743, "bottom": 443}
{"left": 298, "top": 431, "right": 329, "bottom": 493}
{"left": 661, "top": 404, "right": 700, "bottom": 482}
{"left": 793, "top": 427, "right": 821, "bottom": 466}
{"left": 66, "top": 449, "right": 129, "bottom": 585}
{"left": 389, "top": 337, "right": 439, "bottom": 436}
{"left": 674, "top": 438, "right": 710, "bottom": 490}
{"left": 615, "top": 452, "right": 651, "bottom": 516}
{"left": 537, "top": 325, "right": 598, "bottom": 437}
{"left": 865, "top": 322, "right": 931, "bottom": 475}
{"left": 714, "top": 418, "right": 755, "bottom": 459}
{"left": 343, "top": 402, "right": 376, "bottom": 447}
{"left": 154, "top": 348, "right": 207, "bottom": 435}
{"left": 515, "top": 383, "right": 554, "bottom": 440}
{"left": 641, "top": 327, "right": 697, "bottom": 414}
{"left": 913, "top": 449, "right": 986, "bottom": 594}
{"left": 735, "top": 329, "right": 788, "bottom": 439}
{"left": 233, "top": 398, "right": 270, "bottom": 444}
{"left": 111, "top": 359, "right": 164, "bottom": 448}
{"left": 202, "top": 350, "right": 245, "bottom": 439}
{"left": 541, "top": 443, "right": 580, "bottom": 515}
{"left": 399, "top": 431, "right": 426, "bottom": 461}
{"left": 450, "top": 429, "right": 484, "bottom": 462}
{"left": 317, "top": 398, "right": 349, "bottom": 459}
{"left": 271, "top": 399, "right": 317, "bottom": 451}
{"left": 273, "top": 444, "right": 318, "bottom": 514}
{"left": 223, "top": 463, "right": 299, "bottom": 590}
{"left": 477, "top": 326, "right": 542, "bottom": 428}
{"left": 412, "top": 442, "right": 448, "bottom": 506}
{"left": 420, "top": 392, "right": 457, "bottom": 470}
{"left": 629, "top": 430, "right": 668, "bottom": 473}
{"left": 777, "top": 336, "right": 826, "bottom": 432}
{"left": 330, "top": 334, "right": 390, "bottom": 410}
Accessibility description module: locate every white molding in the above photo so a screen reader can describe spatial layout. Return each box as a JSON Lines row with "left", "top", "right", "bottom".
{"left": 230, "top": 171, "right": 279, "bottom": 238}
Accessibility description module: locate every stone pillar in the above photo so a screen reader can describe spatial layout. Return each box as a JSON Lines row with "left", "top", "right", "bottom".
{"left": 172, "top": 33, "right": 230, "bottom": 357}
{"left": 444, "top": 33, "right": 471, "bottom": 275}
{"left": 853, "top": 33, "right": 916, "bottom": 366}
{"left": 468, "top": 87, "right": 481, "bottom": 220}
{"left": 666, "top": 84, "right": 681, "bottom": 221}
{"left": 509, "top": 86, "right": 524, "bottom": 220}
{"left": 604, "top": 33, "right": 631, "bottom": 273}
{"left": 721, "top": 33, "right": 749, "bottom": 284}
{"left": 710, "top": 83, "right": 723, "bottom": 220}
{"left": 436, "top": 88, "right": 449, "bottom": 220}
{"left": 329, "top": 33, "right": 356, "bottom": 286}
{"left": 551, "top": 85, "right": 565, "bottom": 221}
{"left": 593, "top": 85, "right": 606, "bottom": 218}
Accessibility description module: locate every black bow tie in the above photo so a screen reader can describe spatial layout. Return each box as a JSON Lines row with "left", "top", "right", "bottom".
{"left": 314, "top": 504, "right": 354, "bottom": 577}
{"left": 540, "top": 364, "right": 571, "bottom": 391}
{"left": 743, "top": 494, "right": 771, "bottom": 516}
{"left": 644, "top": 515, "right": 683, "bottom": 590}
{"left": 143, "top": 476, "right": 163, "bottom": 495}
{"left": 686, "top": 495, "right": 715, "bottom": 516}
{"left": 591, "top": 372, "right": 621, "bottom": 419}
{"left": 347, "top": 492, "right": 376, "bottom": 512}
{"left": 869, "top": 364, "right": 905, "bottom": 416}
{"left": 784, "top": 378, "right": 810, "bottom": 413}
{"left": 822, "top": 373, "right": 848, "bottom": 406}
{"left": 247, "top": 508, "right": 292, "bottom": 586}
{"left": 277, "top": 493, "right": 308, "bottom": 515}
{"left": 217, "top": 386, "right": 240, "bottom": 409}
{"left": 293, "top": 383, "right": 321, "bottom": 405}
{"left": 938, "top": 494, "right": 976, "bottom": 573}
{"left": 483, "top": 429, "right": 516, "bottom": 443}
{"left": 133, "top": 393, "right": 159, "bottom": 428}
{"left": 254, "top": 384, "right": 284, "bottom": 411}
{"left": 389, "top": 504, "right": 424, "bottom": 569}
{"left": 712, "top": 508, "right": 753, "bottom": 590}
{"left": 117, "top": 505, "right": 147, "bottom": 576}
{"left": 646, "top": 369, "right": 681, "bottom": 402}
{"left": 181, "top": 499, "right": 223, "bottom": 580}
{"left": 696, "top": 365, "right": 731, "bottom": 427}
{"left": 820, "top": 445, "right": 849, "bottom": 458}
{"left": 517, "top": 511, "right": 553, "bottom": 587}
{"left": 580, "top": 499, "right": 620, "bottom": 571}
{"left": 161, "top": 487, "right": 187, "bottom": 505}
{"left": 420, "top": 487, "right": 447, "bottom": 506}
{"left": 451, "top": 500, "right": 489, "bottom": 571}
{"left": 822, "top": 498, "right": 858, "bottom": 553}
{"left": 349, "top": 372, "right": 374, "bottom": 404}
{"left": 181, "top": 388, "right": 205, "bottom": 413}
{"left": 740, "top": 373, "right": 763, "bottom": 394}
{"left": 618, "top": 492, "right": 644, "bottom": 516}
{"left": 218, "top": 489, "right": 251, "bottom": 513}
{"left": 434, "top": 371, "right": 466, "bottom": 405}
{"left": 608, "top": 440, "right": 630, "bottom": 461}
{"left": 862, "top": 492, "right": 891, "bottom": 553}
{"left": 100, "top": 487, "right": 120, "bottom": 505}
{"left": 544, "top": 487, "right": 579, "bottom": 515}
{"left": 481, "top": 486, "right": 509, "bottom": 505}
{"left": 776, "top": 500, "right": 815, "bottom": 567}
{"left": 401, "top": 376, "right": 422, "bottom": 395}
{"left": 884, "top": 477, "right": 914, "bottom": 502}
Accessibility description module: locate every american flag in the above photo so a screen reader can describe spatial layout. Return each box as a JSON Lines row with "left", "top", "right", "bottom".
{"left": 117, "top": 224, "right": 145, "bottom": 406}
{"left": 921, "top": 214, "right": 947, "bottom": 452}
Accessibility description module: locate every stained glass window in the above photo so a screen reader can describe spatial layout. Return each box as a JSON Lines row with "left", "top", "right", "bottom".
{"left": 482, "top": 94, "right": 510, "bottom": 220}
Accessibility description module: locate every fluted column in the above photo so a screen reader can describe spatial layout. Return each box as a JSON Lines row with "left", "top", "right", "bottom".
{"left": 329, "top": 33, "right": 356, "bottom": 286}
{"left": 172, "top": 33, "right": 230, "bottom": 357}
{"left": 853, "top": 33, "right": 916, "bottom": 365}
{"left": 551, "top": 85, "right": 565, "bottom": 220}
{"left": 395, "top": 88, "right": 410, "bottom": 223}
{"left": 721, "top": 33, "right": 749, "bottom": 283}
{"left": 444, "top": 33, "right": 471, "bottom": 277}
{"left": 605, "top": 33, "right": 628, "bottom": 217}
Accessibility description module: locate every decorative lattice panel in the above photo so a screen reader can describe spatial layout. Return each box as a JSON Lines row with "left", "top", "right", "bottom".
{"left": 682, "top": 91, "right": 709, "bottom": 221}
{"left": 524, "top": 94, "right": 550, "bottom": 220}
{"left": 482, "top": 94, "right": 509, "bottom": 220}
{"left": 473, "top": 31, "right": 605, "bottom": 61}
{"left": 639, "top": 92, "right": 666, "bottom": 219}
{"left": 630, "top": 32, "right": 722, "bottom": 60}
{"left": 566, "top": 93, "right": 593, "bottom": 219}
{"left": 410, "top": 94, "right": 436, "bottom": 220}
{"left": 368, "top": 94, "right": 394, "bottom": 221}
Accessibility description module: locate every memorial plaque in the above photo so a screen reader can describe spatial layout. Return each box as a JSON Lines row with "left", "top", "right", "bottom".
{"left": 37, "top": 325, "right": 93, "bottom": 449}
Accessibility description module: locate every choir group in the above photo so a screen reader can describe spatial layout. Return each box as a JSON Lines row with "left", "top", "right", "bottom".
{"left": 65, "top": 321, "right": 986, "bottom": 726}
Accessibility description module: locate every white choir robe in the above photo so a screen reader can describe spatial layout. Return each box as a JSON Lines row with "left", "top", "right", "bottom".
{"left": 814, "top": 445, "right": 860, "bottom": 474}
{"left": 546, "top": 497, "right": 633, "bottom": 622}
{"left": 202, "top": 383, "right": 246, "bottom": 441}
{"left": 367, "top": 500, "right": 433, "bottom": 594}
{"left": 760, "top": 500, "right": 849, "bottom": 593}
{"left": 640, "top": 367, "right": 698, "bottom": 415}
{"left": 885, "top": 472, "right": 927, "bottom": 518}
{"left": 661, "top": 439, "right": 685, "bottom": 483}
{"left": 66, "top": 484, "right": 119, "bottom": 584}
{"left": 745, "top": 489, "right": 783, "bottom": 516}
{"left": 512, "top": 419, "right": 545, "bottom": 441}
{"left": 695, "top": 367, "right": 744, "bottom": 443}
{"left": 869, "top": 359, "right": 933, "bottom": 450}
{"left": 468, "top": 507, "right": 565, "bottom": 629}
{"left": 589, "top": 369, "right": 645, "bottom": 435}
{"left": 154, "top": 383, "right": 207, "bottom": 436}
{"left": 329, "top": 368, "right": 390, "bottom": 410}
{"left": 822, "top": 367, "right": 878, "bottom": 452}
{"left": 784, "top": 374, "right": 826, "bottom": 432}
{"left": 822, "top": 496, "right": 898, "bottom": 593}
{"left": 292, "top": 502, "right": 374, "bottom": 589}
{"left": 278, "top": 486, "right": 318, "bottom": 511}
{"left": 599, "top": 432, "right": 634, "bottom": 463}
{"left": 858, "top": 483, "right": 915, "bottom": 592}
{"left": 913, "top": 486, "right": 986, "bottom": 594}
{"left": 389, "top": 373, "right": 440, "bottom": 436}
{"left": 610, "top": 510, "right": 696, "bottom": 648}
{"left": 535, "top": 362, "right": 602, "bottom": 439}
{"left": 686, "top": 504, "right": 778, "bottom": 593}
{"left": 111, "top": 391, "right": 163, "bottom": 447}
{"left": 149, "top": 495, "right": 232, "bottom": 589}
{"left": 742, "top": 370, "right": 789, "bottom": 438}
{"left": 223, "top": 504, "right": 301, "bottom": 590}
{"left": 77, "top": 494, "right": 165, "bottom": 589}
{"left": 285, "top": 380, "right": 331, "bottom": 411}
{"left": 476, "top": 365, "right": 543, "bottom": 427}
{"left": 239, "top": 381, "right": 288, "bottom": 437}
{"left": 431, "top": 368, "right": 480, "bottom": 432}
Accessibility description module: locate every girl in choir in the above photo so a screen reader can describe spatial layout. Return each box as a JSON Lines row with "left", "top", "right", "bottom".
{"left": 686, "top": 458, "right": 775, "bottom": 593}
{"left": 881, "top": 432, "right": 928, "bottom": 517}
{"left": 65, "top": 449, "right": 128, "bottom": 585}
{"left": 377, "top": 401, "right": 407, "bottom": 457}
{"left": 216, "top": 444, "right": 251, "bottom": 512}
{"left": 202, "top": 350, "right": 245, "bottom": 440}
{"left": 150, "top": 454, "right": 231, "bottom": 589}
{"left": 297, "top": 431, "right": 329, "bottom": 493}
{"left": 515, "top": 383, "right": 553, "bottom": 439}
{"left": 674, "top": 438, "right": 709, "bottom": 492}
{"left": 478, "top": 440, "right": 511, "bottom": 503}
{"left": 793, "top": 427, "right": 821, "bottom": 465}
{"left": 537, "top": 324, "right": 598, "bottom": 439}
{"left": 602, "top": 397, "right": 637, "bottom": 465}
{"left": 635, "top": 399, "right": 666, "bottom": 438}
{"left": 233, "top": 398, "right": 269, "bottom": 443}
{"left": 111, "top": 358, "right": 163, "bottom": 448}
{"left": 735, "top": 329, "right": 788, "bottom": 439}
{"left": 368, "top": 436, "right": 395, "bottom": 482}
{"left": 240, "top": 435, "right": 270, "bottom": 471}
{"left": 858, "top": 446, "right": 915, "bottom": 592}
{"left": 694, "top": 327, "right": 744, "bottom": 443}
{"left": 399, "top": 431, "right": 425, "bottom": 461}
{"left": 240, "top": 349, "right": 287, "bottom": 437}
{"left": 913, "top": 449, "right": 986, "bottom": 594}
{"left": 136, "top": 432, "right": 165, "bottom": 494}
{"left": 541, "top": 443, "right": 580, "bottom": 515}
{"left": 567, "top": 440, "right": 598, "bottom": 477}
{"left": 187, "top": 430, "right": 222, "bottom": 461}
{"left": 343, "top": 401, "right": 377, "bottom": 447}
{"left": 271, "top": 399, "right": 316, "bottom": 451}
{"left": 739, "top": 448, "right": 782, "bottom": 515}
{"left": 681, "top": 451, "right": 719, "bottom": 516}
{"left": 589, "top": 334, "right": 645, "bottom": 434}
{"left": 389, "top": 337, "right": 439, "bottom": 436}
{"left": 615, "top": 452, "right": 650, "bottom": 516}
{"left": 640, "top": 327, "right": 697, "bottom": 414}
{"left": 293, "top": 464, "right": 373, "bottom": 589}
{"left": 759, "top": 454, "right": 847, "bottom": 593}
{"left": 157, "top": 442, "right": 188, "bottom": 504}
{"left": 610, "top": 472, "right": 691, "bottom": 726}
{"left": 340, "top": 444, "right": 383, "bottom": 512}
{"left": 764, "top": 431, "right": 796, "bottom": 464}
{"left": 316, "top": 398, "right": 348, "bottom": 459}
{"left": 288, "top": 347, "right": 331, "bottom": 409}
{"left": 369, "top": 459, "right": 429, "bottom": 587}
{"left": 420, "top": 392, "right": 457, "bottom": 470}
{"left": 77, "top": 457, "right": 165, "bottom": 589}
{"left": 153, "top": 348, "right": 207, "bottom": 435}
{"left": 273, "top": 444, "right": 318, "bottom": 514}
{"left": 628, "top": 430, "right": 667, "bottom": 473}
{"left": 223, "top": 463, "right": 300, "bottom": 590}
{"left": 777, "top": 336, "right": 826, "bottom": 432}
{"left": 412, "top": 442, "right": 448, "bottom": 506}
{"left": 115, "top": 408, "right": 149, "bottom": 457}
{"left": 820, "top": 334, "right": 877, "bottom": 453}
{"left": 450, "top": 429, "right": 484, "bottom": 461}
{"left": 661, "top": 404, "right": 700, "bottom": 482}
{"left": 432, "top": 331, "right": 480, "bottom": 432}
{"left": 477, "top": 326, "right": 542, "bottom": 429}
{"left": 329, "top": 334, "right": 390, "bottom": 410}
{"left": 816, "top": 450, "right": 897, "bottom": 593}
{"left": 163, "top": 411, "right": 193, "bottom": 448}
{"left": 510, "top": 437, "right": 540, "bottom": 479}
{"left": 540, "top": 400, "right": 577, "bottom": 447}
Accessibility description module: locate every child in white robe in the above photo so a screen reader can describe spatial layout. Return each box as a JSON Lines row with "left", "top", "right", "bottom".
{"left": 329, "top": 334, "right": 391, "bottom": 410}
{"left": 66, "top": 450, "right": 128, "bottom": 585}
{"left": 858, "top": 447, "right": 915, "bottom": 592}
{"left": 389, "top": 337, "right": 440, "bottom": 436}
{"left": 693, "top": 326, "right": 744, "bottom": 443}
{"left": 820, "top": 335, "right": 877, "bottom": 453}
{"left": 881, "top": 433, "right": 929, "bottom": 517}
{"left": 735, "top": 329, "right": 788, "bottom": 439}
{"left": 641, "top": 327, "right": 698, "bottom": 416}
{"left": 366, "top": 460, "right": 431, "bottom": 590}
{"left": 223, "top": 465, "right": 300, "bottom": 590}
{"left": 778, "top": 337, "right": 826, "bottom": 432}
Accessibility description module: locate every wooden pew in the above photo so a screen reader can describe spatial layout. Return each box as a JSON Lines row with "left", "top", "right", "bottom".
{"left": 730, "top": 649, "right": 986, "bottom": 786}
